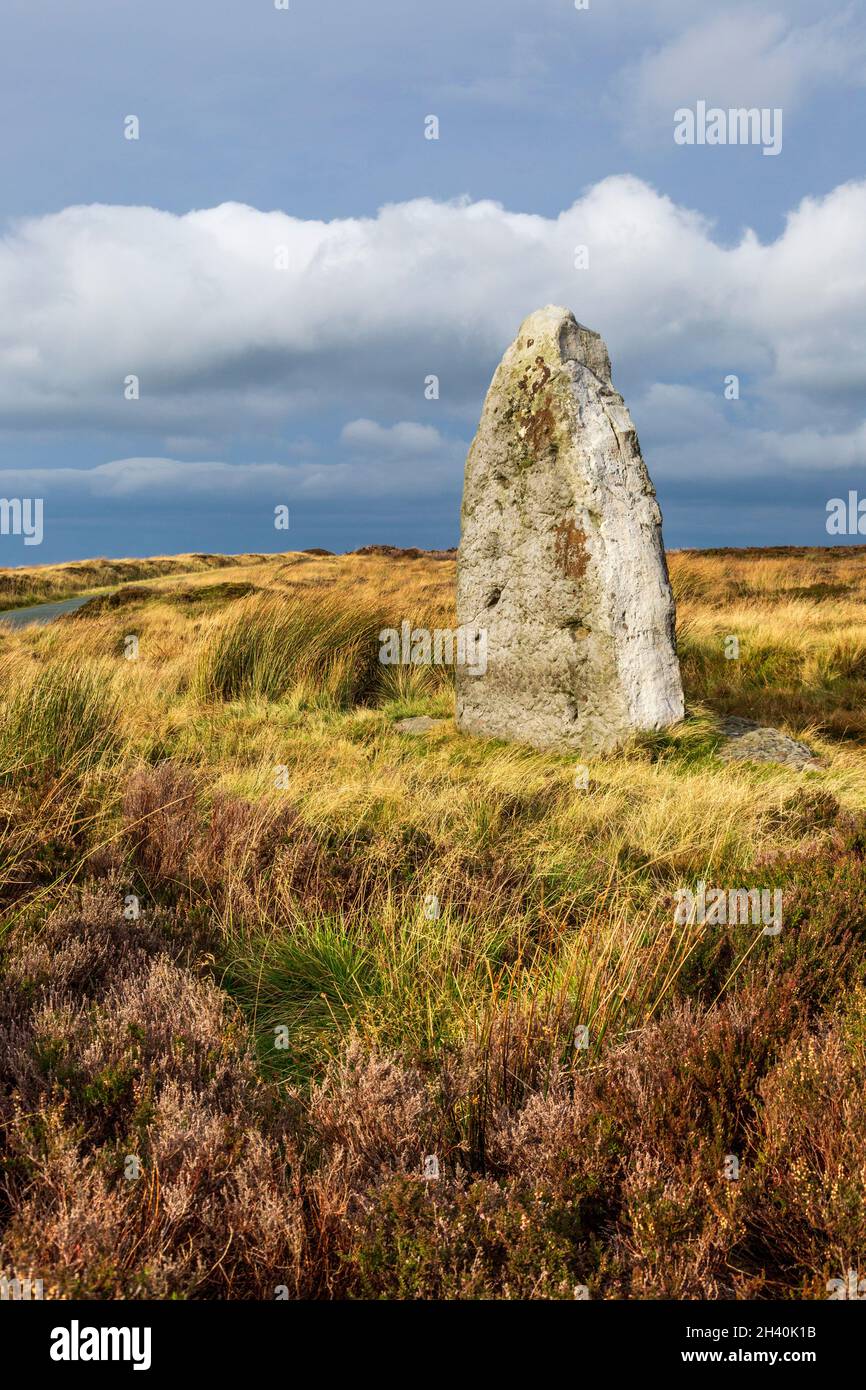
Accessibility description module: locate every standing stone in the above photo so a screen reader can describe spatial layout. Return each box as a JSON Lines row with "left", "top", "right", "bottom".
{"left": 456, "top": 306, "right": 684, "bottom": 754}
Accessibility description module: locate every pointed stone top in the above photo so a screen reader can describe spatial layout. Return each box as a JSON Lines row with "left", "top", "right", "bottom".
{"left": 513, "top": 305, "right": 612, "bottom": 385}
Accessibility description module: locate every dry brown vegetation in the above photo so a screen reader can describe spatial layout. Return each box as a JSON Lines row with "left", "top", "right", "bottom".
{"left": 1, "top": 545, "right": 865, "bottom": 1299}
{"left": 0, "top": 550, "right": 279, "bottom": 611}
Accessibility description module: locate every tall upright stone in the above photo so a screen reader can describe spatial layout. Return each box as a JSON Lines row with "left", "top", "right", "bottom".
{"left": 456, "top": 306, "right": 684, "bottom": 754}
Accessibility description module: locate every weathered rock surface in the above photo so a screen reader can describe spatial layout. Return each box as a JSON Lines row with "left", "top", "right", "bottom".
{"left": 717, "top": 717, "right": 822, "bottom": 770}
{"left": 456, "top": 306, "right": 684, "bottom": 754}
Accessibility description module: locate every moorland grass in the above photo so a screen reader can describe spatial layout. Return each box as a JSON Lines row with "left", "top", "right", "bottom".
{"left": 0, "top": 655, "right": 121, "bottom": 778}
{"left": 1, "top": 545, "right": 865, "bottom": 1298}
{"left": 194, "top": 590, "right": 387, "bottom": 706}
{"left": 0, "top": 550, "right": 276, "bottom": 610}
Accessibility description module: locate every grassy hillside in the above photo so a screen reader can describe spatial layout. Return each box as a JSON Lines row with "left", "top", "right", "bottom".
{"left": 0, "top": 550, "right": 280, "bottom": 610}
{"left": 0, "top": 545, "right": 864, "bottom": 1299}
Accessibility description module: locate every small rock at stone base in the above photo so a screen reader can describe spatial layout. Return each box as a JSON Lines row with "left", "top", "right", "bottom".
{"left": 393, "top": 716, "right": 446, "bottom": 734}
{"left": 717, "top": 717, "right": 822, "bottom": 770}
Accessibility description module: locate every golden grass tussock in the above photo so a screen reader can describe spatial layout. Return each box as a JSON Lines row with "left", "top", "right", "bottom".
{"left": 194, "top": 590, "right": 387, "bottom": 706}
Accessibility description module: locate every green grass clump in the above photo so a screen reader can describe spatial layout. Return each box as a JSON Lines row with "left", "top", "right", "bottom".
{"left": 195, "top": 592, "right": 385, "bottom": 707}
{"left": 1, "top": 657, "right": 121, "bottom": 776}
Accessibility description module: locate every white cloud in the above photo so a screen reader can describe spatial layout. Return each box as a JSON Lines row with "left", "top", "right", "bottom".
{"left": 758, "top": 421, "right": 866, "bottom": 471}
{"left": 1, "top": 174, "right": 865, "bottom": 496}
{"left": 340, "top": 419, "right": 449, "bottom": 454}
{"left": 633, "top": 383, "right": 727, "bottom": 441}
{"left": 0, "top": 442, "right": 465, "bottom": 504}
{"left": 617, "top": 6, "right": 866, "bottom": 141}
{"left": 648, "top": 417, "right": 866, "bottom": 484}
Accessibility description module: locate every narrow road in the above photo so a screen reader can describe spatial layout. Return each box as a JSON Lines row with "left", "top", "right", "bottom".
{"left": 0, "top": 594, "right": 94, "bottom": 627}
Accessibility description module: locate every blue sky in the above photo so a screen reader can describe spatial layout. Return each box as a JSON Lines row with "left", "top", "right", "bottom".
{"left": 1, "top": 0, "right": 865, "bottom": 562}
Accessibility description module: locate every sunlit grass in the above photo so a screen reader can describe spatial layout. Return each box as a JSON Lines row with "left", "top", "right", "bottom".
{"left": 2, "top": 544, "right": 866, "bottom": 1077}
